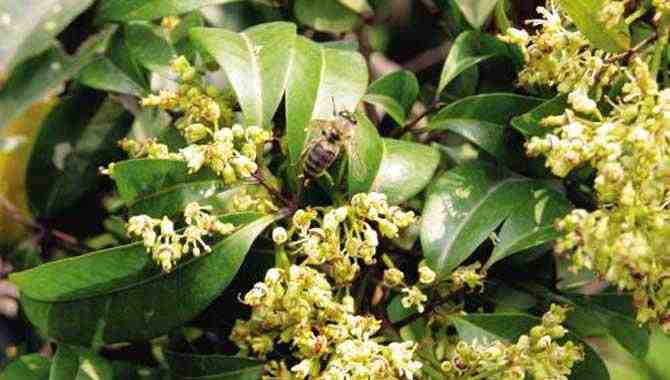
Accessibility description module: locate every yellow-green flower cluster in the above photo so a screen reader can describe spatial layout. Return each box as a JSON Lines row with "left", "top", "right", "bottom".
{"left": 500, "top": 2, "right": 620, "bottom": 98}
{"left": 230, "top": 265, "right": 423, "bottom": 380}
{"left": 272, "top": 192, "right": 416, "bottom": 285}
{"left": 126, "top": 202, "right": 235, "bottom": 271}
{"left": 441, "top": 305, "right": 583, "bottom": 380}
{"left": 121, "top": 56, "right": 272, "bottom": 184}
{"left": 506, "top": 0, "right": 670, "bottom": 327}
{"left": 526, "top": 57, "right": 670, "bottom": 326}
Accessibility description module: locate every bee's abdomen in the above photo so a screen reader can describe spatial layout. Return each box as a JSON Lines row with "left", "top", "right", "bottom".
{"left": 305, "top": 143, "right": 339, "bottom": 178}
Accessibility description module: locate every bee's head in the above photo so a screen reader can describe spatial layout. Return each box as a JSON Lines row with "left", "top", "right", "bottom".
{"left": 323, "top": 127, "right": 342, "bottom": 142}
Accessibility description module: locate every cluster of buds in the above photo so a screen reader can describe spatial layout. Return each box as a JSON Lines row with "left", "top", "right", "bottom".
{"left": 141, "top": 56, "right": 233, "bottom": 128}
{"left": 500, "top": 2, "right": 620, "bottom": 98}
{"left": 126, "top": 202, "right": 235, "bottom": 272}
{"left": 230, "top": 265, "right": 423, "bottom": 380}
{"left": 131, "top": 56, "right": 272, "bottom": 184}
{"left": 441, "top": 305, "right": 584, "bottom": 380}
{"left": 227, "top": 186, "right": 279, "bottom": 215}
{"left": 271, "top": 192, "right": 416, "bottom": 285}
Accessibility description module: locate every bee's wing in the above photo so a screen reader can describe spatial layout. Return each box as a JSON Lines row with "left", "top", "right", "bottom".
{"left": 345, "top": 124, "right": 370, "bottom": 182}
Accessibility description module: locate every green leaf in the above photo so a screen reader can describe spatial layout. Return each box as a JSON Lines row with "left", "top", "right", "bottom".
{"left": 127, "top": 108, "right": 173, "bottom": 141}
{"left": 109, "top": 159, "right": 214, "bottom": 205}
{"left": 421, "top": 161, "right": 533, "bottom": 277}
{"left": 361, "top": 94, "right": 405, "bottom": 126}
{"left": 437, "top": 32, "right": 512, "bottom": 96}
{"left": 565, "top": 293, "right": 650, "bottom": 359}
{"left": 0, "top": 355, "right": 50, "bottom": 380}
{"left": 165, "top": 351, "right": 264, "bottom": 380}
{"left": 50, "top": 345, "right": 114, "bottom": 380}
{"left": 510, "top": 95, "right": 568, "bottom": 137}
{"left": 0, "top": 27, "right": 115, "bottom": 129}
{"left": 191, "top": 23, "right": 297, "bottom": 128}
{"left": 26, "top": 94, "right": 131, "bottom": 217}
{"left": 426, "top": 119, "right": 508, "bottom": 162}
{"left": 558, "top": 0, "right": 630, "bottom": 53}
{"left": 0, "top": 0, "right": 95, "bottom": 77}
{"left": 370, "top": 139, "right": 439, "bottom": 205}
{"left": 431, "top": 93, "right": 544, "bottom": 125}
{"left": 286, "top": 36, "right": 368, "bottom": 164}
{"left": 348, "top": 112, "right": 384, "bottom": 195}
{"left": 78, "top": 57, "right": 148, "bottom": 96}
{"left": 363, "top": 70, "right": 418, "bottom": 126}
{"left": 11, "top": 213, "right": 280, "bottom": 346}
{"left": 294, "top": 0, "right": 360, "bottom": 33}
{"left": 125, "top": 22, "right": 176, "bottom": 75}
{"left": 451, "top": 0, "right": 498, "bottom": 29}
{"left": 487, "top": 186, "right": 572, "bottom": 267}
{"left": 97, "top": 0, "right": 242, "bottom": 22}
{"left": 452, "top": 313, "right": 610, "bottom": 380}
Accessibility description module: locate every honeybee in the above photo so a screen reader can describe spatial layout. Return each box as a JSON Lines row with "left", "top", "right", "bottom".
{"left": 302, "top": 110, "right": 357, "bottom": 183}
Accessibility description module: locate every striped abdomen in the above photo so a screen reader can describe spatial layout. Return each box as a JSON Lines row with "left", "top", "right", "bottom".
{"left": 304, "top": 141, "right": 340, "bottom": 178}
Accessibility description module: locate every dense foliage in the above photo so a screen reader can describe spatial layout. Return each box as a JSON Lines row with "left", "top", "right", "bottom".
{"left": 3, "top": 0, "right": 670, "bottom": 379}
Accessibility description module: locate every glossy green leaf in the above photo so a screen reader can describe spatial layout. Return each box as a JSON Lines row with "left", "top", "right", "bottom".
{"left": 348, "top": 112, "right": 384, "bottom": 195}
{"left": 0, "top": 0, "right": 94, "bottom": 78}
{"left": 0, "top": 27, "right": 115, "bottom": 129}
{"left": 452, "top": 0, "right": 498, "bottom": 29}
{"left": 11, "top": 213, "right": 279, "bottom": 345}
{"left": 487, "top": 186, "right": 572, "bottom": 267}
{"left": 558, "top": 0, "right": 630, "bottom": 53}
{"left": 294, "top": 0, "right": 359, "bottom": 33}
{"left": 109, "top": 159, "right": 214, "bottom": 205}
{"left": 0, "top": 355, "right": 50, "bottom": 380}
{"left": 26, "top": 94, "right": 131, "bottom": 217}
{"left": 286, "top": 36, "right": 368, "bottom": 164}
{"left": 421, "top": 161, "right": 533, "bottom": 277}
{"left": 361, "top": 94, "right": 405, "bottom": 126}
{"left": 431, "top": 93, "right": 544, "bottom": 125}
{"left": 97, "top": 0, "right": 241, "bottom": 22}
{"left": 78, "top": 57, "right": 148, "bottom": 96}
{"left": 452, "top": 313, "right": 610, "bottom": 380}
{"left": 370, "top": 139, "right": 440, "bottom": 204}
{"left": 50, "top": 345, "right": 114, "bottom": 380}
{"left": 125, "top": 22, "right": 176, "bottom": 74}
{"left": 510, "top": 95, "right": 568, "bottom": 137}
{"left": 565, "top": 293, "right": 649, "bottom": 359}
{"left": 367, "top": 70, "right": 418, "bottom": 111}
{"left": 165, "top": 351, "right": 264, "bottom": 380}
{"left": 426, "top": 119, "right": 507, "bottom": 162}
{"left": 191, "top": 23, "right": 297, "bottom": 127}
{"left": 363, "top": 70, "right": 418, "bottom": 125}
{"left": 437, "top": 32, "right": 511, "bottom": 96}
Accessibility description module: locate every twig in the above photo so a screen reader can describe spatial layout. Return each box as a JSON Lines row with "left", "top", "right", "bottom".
{"left": 606, "top": 32, "right": 658, "bottom": 63}
{"left": 251, "top": 170, "right": 294, "bottom": 210}
{"left": 404, "top": 101, "right": 445, "bottom": 131}
{"left": 0, "top": 195, "right": 89, "bottom": 253}
{"left": 392, "top": 296, "right": 449, "bottom": 329}
{"left": 402, "top": 41, "right": 452, "bottom": 73}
